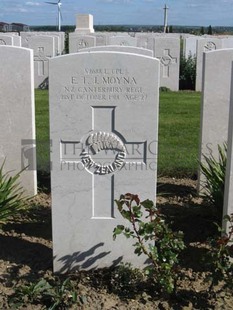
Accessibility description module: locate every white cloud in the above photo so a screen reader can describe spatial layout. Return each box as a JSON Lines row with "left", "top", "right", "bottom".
{"left": 19, "top": 8, "right": 29, "bottom": 12}
{"left": 26, "top": 1, "right": 40, "bottom": 6}
{"left": 97, "top": 0, "right": 134, "bottom": 3}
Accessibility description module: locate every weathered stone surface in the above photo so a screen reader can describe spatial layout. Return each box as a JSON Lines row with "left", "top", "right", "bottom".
{"left": 50, "top": 51, "right": 160, "bottom": 272}
{"left": 198, "top": 49, "right": 233, "bottom": 191}
{"left": 0, "top": 46, "right": 37, "bottom": 196}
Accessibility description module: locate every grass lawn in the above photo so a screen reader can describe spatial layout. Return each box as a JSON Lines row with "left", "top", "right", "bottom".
{"left": 158, "top": 91, "right": 201, "bottom": 177}
{"left": 35, "top": 89, "right": 50, "bottom": 172}
{"left": 35, "top": 89, "right": 201, "bottom": 178}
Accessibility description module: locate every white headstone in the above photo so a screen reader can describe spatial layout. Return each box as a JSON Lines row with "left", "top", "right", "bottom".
{"left": 20, "top": 32, "right": 65, "bottom": 54}
{"left": 79, "top": 45, "right": 153, "bottom": 57}
{"left": 184, "top": 36, "right": 198, "bottom": 58}
{"left": 136, "top": 34, "right": 154, "bottom": 51}
{"left": 108, "top": 36, "right": 137, "bottom": 47}
{"left": 12, "top": 35, "right": 21, "bottom": 47}
{"left": 154, "top": 37, "right": 180, "bottom": 91}
{"left": 69, "top": 34, "right": 96, "bottom": 53}
{"left": 28, "top": 35, "right": 55, "bottom": 88}
{"left": 0, "top": 46, "right": 37, "bottom": 196}
{"left": 222, "top": 37, "right": 233, "bottom": 49}
{"left": 50, "top": 51, "right": 160, "bottom": 272}
{"left": 0, "top": 35, "right": 13, "bottom": 46}
{"left": 93, "top": 33, "right": 107, "bottom": 46}
{"left": 75, "top": 14, "right": 94, "bottom": 34}
{"left": 198, "top": 49, "right": 233, "bottom": 190}
{"left": 223, "top": 70, "right": 233, "bottom": 232}
{"left": 195, "top": 38, "right": 222, "bottom": 91}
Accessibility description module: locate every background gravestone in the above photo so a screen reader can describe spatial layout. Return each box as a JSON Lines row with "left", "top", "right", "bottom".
{"left": 0, "top": 46, "right": 37, "bottom": 196}
{"left": 69, "top": 34, "right": 96, "bottom": 53}
{"left": 108, "top": 36, "right": 137, "bottom": 46}
{"left": 184, "top": 36, "right": 198, "bottom": 58}
{"left": 12, "top": 35, "right": 21, "bottom": 47}
{"left": 93, "top": 33, "right": 108, "bottom": 46}
{"left": 0, "top": 35, "right": 13, "bottom": 46}
{"left": 50, "top": 51, "right": 160, "bottom": 272}
{"left": 136, "top": 34, "right": 155, "bottom": 51}
{"left": 222, "top": 37, "right": 233, "bottom": 49}
{"left": 80, "top": 46, "right": 153, "bottom": 57}
{"left": 154, "top": 37, "right": 180, "bottom": 91}
{"left": 195, "top": 38, "right": 222, "bottom": 91}
{"left": 198, "top": 49, "right": 233, "bottom": 190}
{"left": 28, "top": 35, "right": 55, "bottom": 88}
{"left": 20, "top": 32, "right": 65, "bottom": 54}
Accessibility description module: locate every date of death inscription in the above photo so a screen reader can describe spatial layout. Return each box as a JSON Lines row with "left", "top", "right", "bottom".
{"left": 60, "top": 68, "right": 148, "bottom": 102}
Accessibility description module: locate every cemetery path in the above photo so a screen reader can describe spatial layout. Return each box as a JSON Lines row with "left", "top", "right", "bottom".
{"left": 0, "top": 178, "right": 233, "bottom": 309}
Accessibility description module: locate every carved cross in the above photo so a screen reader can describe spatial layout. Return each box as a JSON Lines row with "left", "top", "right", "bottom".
{"left": 34, "top": 47, "right": 48, "bottom": 76}
{"left": 158, "top": 49, "right": 177, "bottom": 78}
{"left": 61, "top": 106, "right": 146, "bottom": 219}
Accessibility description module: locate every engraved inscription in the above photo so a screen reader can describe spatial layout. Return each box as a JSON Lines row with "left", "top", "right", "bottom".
{"left": 60, "top": 67, "right": 148, "bottom": 102}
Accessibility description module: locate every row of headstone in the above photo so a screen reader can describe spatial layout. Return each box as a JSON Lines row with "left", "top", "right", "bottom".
{"left": 184, "top": 35, "right": 233, "bottom": 58}
{"left": 69, "top": 30, "right": 233, "bottom": 93}
{"left": 4, "top": 38, "right": 233, "bottom": 272}
{"left": 184, "top": 35, "right": 233, "bottom": 91}
{"left": 0, "top": 46, "right": 37, "bottom": 196}
{"left": 70, "top": 34, "right": 180, "bottom": 91}
{"left": 0, "top": 43, "right": 159, "bottom": 271}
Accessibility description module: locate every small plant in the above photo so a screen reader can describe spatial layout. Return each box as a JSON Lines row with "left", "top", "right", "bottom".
{"left": 12, "top": 279, "right": 52, "bottom": 305}
{"left": 200, "top": 143, "right": 227, "bottom": 219}
{"left": 0, "top": 160, "right": 30, "bottom": 226}
{"left": 179, "top": 54, "right": 196, "bottom": 90}
{"left": 10, "top": 277, "right": 78, "bottom": 309}
{"left": 206, "top": 214, "right": 233, "bottom": 292}
{"left": 110, "top": 262, "right": 144, "bottom": 298}
{"left": 113, "top": 193, "right": 185, "bottom": 294}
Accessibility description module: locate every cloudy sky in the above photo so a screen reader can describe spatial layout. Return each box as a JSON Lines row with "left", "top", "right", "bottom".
{"left": 0, "top": 0, "right": 233, "bottom": 26}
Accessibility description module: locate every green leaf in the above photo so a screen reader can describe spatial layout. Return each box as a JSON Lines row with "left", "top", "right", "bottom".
{"left": 113, "top": 225, "right": 125, "bottom": 240}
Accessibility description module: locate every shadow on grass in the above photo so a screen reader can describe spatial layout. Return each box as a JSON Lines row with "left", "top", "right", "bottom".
{"left": 157, "top": 180, "right": 197, "bottom": 198}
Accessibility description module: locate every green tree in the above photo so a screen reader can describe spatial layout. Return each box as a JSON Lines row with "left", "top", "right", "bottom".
{"left": 208, "top": 25, "right": 213, "bottom": 35}
{"left": 200, "top": 26, "right": 205, "bottom": 35}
